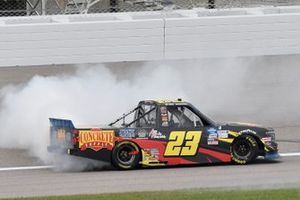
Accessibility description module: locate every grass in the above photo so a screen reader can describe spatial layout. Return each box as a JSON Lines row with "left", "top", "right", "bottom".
{"left": 3, "top": 188, "right": 300, "bottom": 200}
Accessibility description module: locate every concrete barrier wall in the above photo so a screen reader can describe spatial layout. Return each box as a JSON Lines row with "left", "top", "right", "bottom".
{"left": 1, "top": 7, "right": 300, "bottom": 67}
{"left": 0, "top": 14, "right": 165, "bottom": 67}
{"left": 165, "top": 12, "right": 300, "bottom": 59}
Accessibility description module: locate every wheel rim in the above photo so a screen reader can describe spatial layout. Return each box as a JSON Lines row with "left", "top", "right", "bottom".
{"left": 233, "top": 140, "right": 251, "bottom": 158}
{"left": 116, "top": 145, "right": 136, "bottom": 166}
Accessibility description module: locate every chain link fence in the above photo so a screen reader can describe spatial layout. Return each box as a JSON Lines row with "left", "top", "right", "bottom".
{"left": 1, "top": 0, "right": 300, "bottom": 17}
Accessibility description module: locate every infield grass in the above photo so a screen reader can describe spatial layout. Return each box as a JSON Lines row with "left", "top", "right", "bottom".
{"left": 4, "top": 188, "right": 300, "bottom": 200}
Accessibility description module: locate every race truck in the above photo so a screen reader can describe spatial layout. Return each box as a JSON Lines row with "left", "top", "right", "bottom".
{"left": 48, "top": 99, "right": 279, "bottom": 170}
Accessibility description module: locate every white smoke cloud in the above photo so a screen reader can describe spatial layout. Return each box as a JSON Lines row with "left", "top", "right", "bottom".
{"left": 0, "top": 56, "right": 300, "bottom": 170}
{"left": 0, "top": 64, "right": 187, "bottom": 168}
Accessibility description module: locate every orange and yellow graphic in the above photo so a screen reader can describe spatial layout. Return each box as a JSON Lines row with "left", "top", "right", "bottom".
{"left": 79, "top": 130, "right": 114, "bottom": 151}
{"left": 56, "top": 128, "right": 66, "bottom": 141}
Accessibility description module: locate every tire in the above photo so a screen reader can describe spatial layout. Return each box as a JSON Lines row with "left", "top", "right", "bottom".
{"left": 231, "top": 135, "right": 258, "bottom": 164}
{"left": 111, "top": 141, "right": 141, "bottom": 170}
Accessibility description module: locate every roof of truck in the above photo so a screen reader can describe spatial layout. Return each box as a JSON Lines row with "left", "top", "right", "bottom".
{"left": 139, "top": 99, "right": 188, "bottom": 105}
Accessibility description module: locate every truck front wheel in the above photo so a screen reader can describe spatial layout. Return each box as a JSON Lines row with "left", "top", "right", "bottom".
{"left": 231, "top": 135, "right": 258, "bottom": 164}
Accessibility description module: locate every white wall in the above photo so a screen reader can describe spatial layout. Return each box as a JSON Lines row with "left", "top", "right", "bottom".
{"left": 165, "top": 10, "right": 300, "bottom": 59}
{"left": 1, "top": 7, "right": 300, "bottom": 67}
{"left": 0, "top": 14, "right": 165, "bottom": 67}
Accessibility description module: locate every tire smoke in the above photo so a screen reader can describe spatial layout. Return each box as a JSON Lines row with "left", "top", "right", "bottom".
{"left": 0, "top": 64, "right": 186, "bottom": 170}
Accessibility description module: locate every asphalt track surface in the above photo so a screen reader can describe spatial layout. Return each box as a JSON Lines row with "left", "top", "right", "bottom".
{"left": 0, "top": 65, "right": 300, "bottom": 198}
{"left": 0, "top": 152, "right": 299, "bottom": 198}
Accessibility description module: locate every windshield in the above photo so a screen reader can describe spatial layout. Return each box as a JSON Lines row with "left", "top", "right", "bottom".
{"left": 187, "top": 104, "right": 216, "bottom": 127}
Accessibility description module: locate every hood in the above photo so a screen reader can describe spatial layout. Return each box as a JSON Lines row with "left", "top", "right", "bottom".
{"left": 227, "top": 122, "right": 266, "bottom": 128}
{"left": 219, "top": 122, "right": 274, "bottom": 136}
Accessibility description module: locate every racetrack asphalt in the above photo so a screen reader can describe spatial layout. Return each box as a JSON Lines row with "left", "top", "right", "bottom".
{"left": 0, "top": 63, "right": 300, "bottom": 198}
{"left": 0, "top": 154, "right": 299, "bottom": 198}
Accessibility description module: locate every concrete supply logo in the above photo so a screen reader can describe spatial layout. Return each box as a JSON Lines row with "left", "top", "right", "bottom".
{"left": 79, "top": 130, "right": 114, "bottom": 151}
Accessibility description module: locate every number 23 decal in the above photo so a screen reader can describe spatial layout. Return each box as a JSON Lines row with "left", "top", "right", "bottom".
{"left": 164, "top": 131, "right": 202, "bottom": 156}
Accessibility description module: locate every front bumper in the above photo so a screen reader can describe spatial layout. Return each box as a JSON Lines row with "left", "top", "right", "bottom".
{"left": 264, "top": 152, "right": 280, "bottom": 160}
{"left": 263, "top": 141, "right": 279, "bottom": 160}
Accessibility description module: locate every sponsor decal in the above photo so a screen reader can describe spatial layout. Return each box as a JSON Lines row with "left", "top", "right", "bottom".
{"left": 57, "top": 128, "right": 66, "bottom": 141}
{"left": 239, "top": 129, "right": 256, "bottom": 135}
{"left": 262, "top": 137, "right": 272, "bottom": 142}
{"left": 79, "top": 130, "right": 114, "bottom": 151}
{"left": 208, "top": 133, "right": 218, "bottom": 145}
{"left": 145, "top": 148, "right": 160, "bottom": 160}
{"left": 207, "top": 128, "right": 217, "bottom": 134}
{"left": 142, "top": 149, "right": 162, "bottom": 165}
{"left": 217, "top": 130, "right": 228, "bottom": 139}
{"left": 149, "top": 129, "right": 166, "bottom": 139}
{"left": 118, "top": 128, "right": 135, "bottom": 138}
{"left": 136, "top": 129, "right": 148, "bottom": 139}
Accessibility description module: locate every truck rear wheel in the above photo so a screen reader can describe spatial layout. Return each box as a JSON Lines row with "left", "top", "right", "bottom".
{"left": 231, "top": 135, "right": 258, "bottom": 164}
{"left": 112, "top": 141, "right": 140, "bottom": 170}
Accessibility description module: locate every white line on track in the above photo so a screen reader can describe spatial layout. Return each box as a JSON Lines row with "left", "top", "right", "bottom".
{"left": 279, "top": 152, "right": 300, "bottom": 157}
{"left": 0, "top": 152, "right": 299, "bottom": 172}
{"left": 0, "top": 165, "right": 53, "bottom": 172}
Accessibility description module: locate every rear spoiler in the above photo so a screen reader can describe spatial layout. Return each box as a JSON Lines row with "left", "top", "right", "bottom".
{"left": 49, "top": 118, "right": 75, "bottom": 129}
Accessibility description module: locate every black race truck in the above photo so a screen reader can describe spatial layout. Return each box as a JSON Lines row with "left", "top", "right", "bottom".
{"left": 48, "top": 99, "right": 279, "bottom": 169}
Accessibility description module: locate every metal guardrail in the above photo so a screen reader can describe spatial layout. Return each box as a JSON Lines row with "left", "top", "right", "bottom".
{"left": 1, "top": 0, "right": 300, "bottom": 17}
